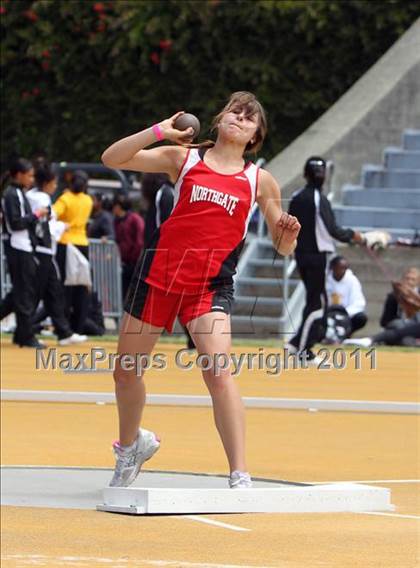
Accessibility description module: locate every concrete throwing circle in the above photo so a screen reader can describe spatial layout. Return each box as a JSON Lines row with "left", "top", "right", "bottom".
{"left": 1, "top": 467, "right": 297, "bottom": 510}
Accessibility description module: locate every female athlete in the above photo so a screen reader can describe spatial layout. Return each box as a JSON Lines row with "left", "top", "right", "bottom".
{"left": 102, "top": 91, "right": 301, "bottom": 489}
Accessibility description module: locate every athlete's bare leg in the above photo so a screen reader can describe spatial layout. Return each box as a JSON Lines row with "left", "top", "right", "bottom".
{"left": 187, "top": 313, "right": 247, "bottom": 473}
{"left": 114, "top": 313, "right": 163, "bottom": 446}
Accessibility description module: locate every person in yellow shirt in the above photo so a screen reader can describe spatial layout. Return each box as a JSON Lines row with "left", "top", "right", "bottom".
{"left": 54, "top": 170, "right": 93, "bottom": 246}
{"left": 53, "top": 170, "right": 93, "bottom": 334}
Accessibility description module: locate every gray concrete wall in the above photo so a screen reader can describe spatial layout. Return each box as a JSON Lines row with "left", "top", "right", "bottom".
{"left": 267, "top": 19, "right": 420, "bottom": 206}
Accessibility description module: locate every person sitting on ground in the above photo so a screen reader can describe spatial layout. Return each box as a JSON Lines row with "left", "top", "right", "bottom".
{"left": 344, "top": 267, "right": 420, "bottom": 347}
{"left": 380, "top": 267, "right": 419, "bottom": 328}
{"left": 325, "top": 255, "right": 367, "bottom": 340}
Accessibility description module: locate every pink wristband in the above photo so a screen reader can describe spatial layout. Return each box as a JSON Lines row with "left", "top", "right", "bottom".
{"left": 152, "top": 123, "right": 164, "bottom": 141}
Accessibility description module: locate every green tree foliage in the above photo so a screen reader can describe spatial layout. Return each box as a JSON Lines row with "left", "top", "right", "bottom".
{"left": 1, "top": 0, "right": 419, "bottom": 168}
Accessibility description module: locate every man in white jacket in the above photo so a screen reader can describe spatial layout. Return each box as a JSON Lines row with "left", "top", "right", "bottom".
{"left": 326, "top": 255, "right": 367, "bottom": 337}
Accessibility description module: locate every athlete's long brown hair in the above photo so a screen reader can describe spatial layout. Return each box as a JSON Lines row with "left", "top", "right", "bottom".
{"left": 184, "top": 91, "right": 267, "bottom": 155}
{"left": 212, "top": 91, "right": 267, "bottom": 153}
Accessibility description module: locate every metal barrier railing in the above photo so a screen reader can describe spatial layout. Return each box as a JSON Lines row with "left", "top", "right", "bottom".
{"left": 89, "top": 239, "right": 123, "bottom": 321}
{"left": 234, "top": 157, "right": 305, "bottom": 334}
{"left": 0, "top": 237, "right": 123, "bottom": 323}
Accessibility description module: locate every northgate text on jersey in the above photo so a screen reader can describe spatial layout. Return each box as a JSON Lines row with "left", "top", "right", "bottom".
{"left": 189, "top": 184, "right": 240, "bottom": 216}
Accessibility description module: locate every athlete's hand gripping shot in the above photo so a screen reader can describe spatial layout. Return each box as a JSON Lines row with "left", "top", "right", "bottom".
{"left": 102, "top": 91, "right": 300, "bottom": 489}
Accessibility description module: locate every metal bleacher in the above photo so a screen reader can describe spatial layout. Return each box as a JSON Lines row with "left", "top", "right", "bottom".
{"left": 231, "top": 131, "right": 420, "bottom": 339}
{"left": 232, "top": 233, "right": 303, "bottom": 339}
{"left": 334, "top": 129, "right": 420, "bottom": 239}
{"left": 333, "top": 129, "right": 420, "bottom": 335}
{"left": 231, "top": 155, "right": 305, "bottom": 340}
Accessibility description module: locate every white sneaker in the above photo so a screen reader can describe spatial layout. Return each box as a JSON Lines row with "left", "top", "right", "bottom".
{"left": 109, "top": 428, "right": 161, "bottom": 488}
{"left": 284, "top": 344, "right": 322, "bottom": 367}
{"left": 1, "top": 314, "right": 16, "bottom": 333}
{"left": 58, "top": 333, "right": 88, "bottom": 345}
{"left": 304, "top": 350, "right": 324, "bottom": 367}
{"left": 343, "top": 337, "right": 372, "bottom": 348}
{"left": 40, "top": 329, "right": 54, "bottom": 337}
{"left": 229, "top": 470, "right": 252, "bottom": 489}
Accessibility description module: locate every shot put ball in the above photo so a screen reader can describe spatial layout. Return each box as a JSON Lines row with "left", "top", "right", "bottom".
{"left": 173, "top": 113, "right": 200, "bottom": 138}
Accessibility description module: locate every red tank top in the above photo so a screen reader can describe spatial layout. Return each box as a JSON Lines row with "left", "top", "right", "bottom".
{"left": 142, "top": 148, "right": 259, "bottom": 293}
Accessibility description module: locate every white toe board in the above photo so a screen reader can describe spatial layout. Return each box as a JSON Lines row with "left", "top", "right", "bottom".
{"left": 98, "top": 482, "right": 393, "bottom": 515}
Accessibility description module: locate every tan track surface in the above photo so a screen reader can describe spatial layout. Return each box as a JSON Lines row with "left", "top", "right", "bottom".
{"left": 1, "top": 339, "right": 419, "bottom": 567}
{"left": 1, "top": 339, "right": 419, "bottom": 401}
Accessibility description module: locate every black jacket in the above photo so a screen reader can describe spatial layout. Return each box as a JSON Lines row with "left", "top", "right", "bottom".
{"left": 288, "top": 184, "right": 354, "bottom": 254}
{"left": 144, "top": 183, "right": 174, "bottom": 243}
{"left": 1, "top": 182, "right": 38, "bottom": 252}
{"left": 380, "top": 293, "right": 399, "bottom": 327}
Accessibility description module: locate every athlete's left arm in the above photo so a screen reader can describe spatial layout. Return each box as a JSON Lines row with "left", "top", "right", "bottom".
{"left": 256, "top": 169, "right": 301, "bottom": 256}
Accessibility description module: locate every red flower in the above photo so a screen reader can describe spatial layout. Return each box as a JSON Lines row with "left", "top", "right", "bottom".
{"left": 93, "top": 2, "right": 105, "bottom": 12}
{"left": 23, "top": 9, "right": 38, "bottom": 21}
{"left": 97, "top": 21, "right": 106, "bottom": 32}
{"left": 150, "top": 52, "right": 160, "bottom": 65}
{"left": 159, "top": 39, "right": 172, "bottom": 51}
{"left": 0, "top": 6, "right": 6, "bottom": 14}
{"left": 32, "top": 87, "right": 40, "bottom": 96}
{"left": 41, "top": 49, "right": 50, "bottom": 58}
{"left": 21, "top": 91, "right": 31, "bottom": 100}
{"left": 41, "top": 60, "right": 50, "bottom": 71}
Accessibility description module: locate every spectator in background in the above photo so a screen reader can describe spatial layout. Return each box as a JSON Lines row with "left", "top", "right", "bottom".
{"left": 380, "top": 267, "right": 419, "bottom": 328}
{"left": 27, "top": 159, "right": 87, "bottom": 345}
{"left": 88, "top": 192, "right": 115, "bottom": 240}
{"left": 326, "top": 255, "right": 367, "bottom": 337}
{"left": 112, "top": 194, "right": 145, "bottom": 299}
{"left": 287, "top": 156, "right": 363, "bottom": 363}
{"left": 141, "top": 172, "right": 174, "bottom": 238}
{"left": 345, "top": 267, "right": 420, "bottom": 347}
{"left": 0, "top": 158, "right": 47, "bottom": 348}
{"left": 82, "top": 291, "right": 106, "bottom": 336}
{"left": 53, "top": 170, "right": 93, "bottom": 335}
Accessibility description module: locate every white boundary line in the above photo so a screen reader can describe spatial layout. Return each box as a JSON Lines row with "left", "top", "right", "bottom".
{"left": 181, "top": 515, "right": 250, "bottom": 532}
{"left": 2, "top": 467, "right": 418, "bottom": 486}
{"left": 2, "top": 389, "right": 419, "bottom": 414}
{"left": 2, "top": 465, "right": 417, "bottom": 521}
{"left": 307, "top": 479, "right": 420, "bottom": 484}
{"left": 360, "top": 512, "right": 420, "bottom": 520}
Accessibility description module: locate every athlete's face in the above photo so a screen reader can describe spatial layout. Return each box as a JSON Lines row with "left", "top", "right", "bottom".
{"left": 218, "top": 106, "right": 259, "bottom": 147}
